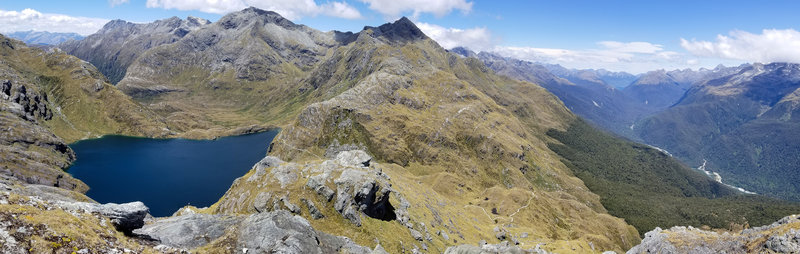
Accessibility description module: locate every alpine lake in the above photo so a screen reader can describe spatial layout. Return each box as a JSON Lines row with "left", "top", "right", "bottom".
{"left": 67, "top": 130, "right": 279, "bottom": 216}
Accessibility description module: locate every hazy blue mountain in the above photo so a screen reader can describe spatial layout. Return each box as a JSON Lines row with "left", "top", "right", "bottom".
{"left": 543, "top": 64, "right": 639, "bottom": 89}
{"left": 6, "top": 30, "right": 83, "bottom": 45}
{"left": 459, "top": 49, "right": 646, "bottom": 137}
{"left": 623, "top": 66, "right": 743, "bottom": 110}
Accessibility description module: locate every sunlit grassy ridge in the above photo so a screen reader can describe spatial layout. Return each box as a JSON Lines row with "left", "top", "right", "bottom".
{"left": 205, "top": 19, "right": 641, "bottom": 252}
{"left": 0, "top": 36, "right": 167, "bottom": 143}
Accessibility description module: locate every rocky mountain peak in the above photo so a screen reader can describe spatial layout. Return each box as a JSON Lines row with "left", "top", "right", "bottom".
{"left": 363, "top": 16, "right": 427, "bottom": 43}
{"left": 449, "top": 46, "right": 477, "bottom": 58}
{"left": 99, "top": 19, "right": 134, "bottom": 32}
{"left": 633, "top": 69, "right": 677, "bottom": 86}
{"left": 218, "top": 7, "right": 300, "bottom": 30}
{"left": 186, "top": 16, "right": 211, "bottom": 27}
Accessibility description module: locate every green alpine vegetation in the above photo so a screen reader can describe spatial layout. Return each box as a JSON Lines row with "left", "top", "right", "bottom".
{"left": 548, "top": 119, "right": 800, "bottom": 235}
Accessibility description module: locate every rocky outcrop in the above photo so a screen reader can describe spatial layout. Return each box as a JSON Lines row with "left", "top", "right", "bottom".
{"left": 55, "top": 201, "right": 149, "bottom": 234}
{"left": 218, "top": 150, "right": 406, "bottom": 227}
{"left": 1, "top": 80, "right": 53, "bottom": 121}
{"left": 135, "top": 213, "right": 242, "bottom": 249}
{"left": 443, "top": 241, "right": 538, "bottom": 254}
{"left": 0, "top": 191, "right": 159, "bottom": 253}
{"left": 137, "top": 210, "right": 376, "bottom": 253}
{"left": 628, "top": 214, "right": 800, "bottom": 254}
{"left": 0, "top": 78, "right": 85, "bottom": 193}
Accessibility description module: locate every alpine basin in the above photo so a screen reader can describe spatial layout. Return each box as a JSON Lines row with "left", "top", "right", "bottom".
{"left": 67, "top": 130, "right": 279, "bottom": 216}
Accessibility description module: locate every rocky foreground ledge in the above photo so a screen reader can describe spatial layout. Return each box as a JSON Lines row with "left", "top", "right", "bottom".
{"left": 628, "top": 214, "right": 800, "bottom": 253}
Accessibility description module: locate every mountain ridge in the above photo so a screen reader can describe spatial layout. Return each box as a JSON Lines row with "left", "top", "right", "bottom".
{"left": 2, "top": 7, "right": 798, "bottom": 253}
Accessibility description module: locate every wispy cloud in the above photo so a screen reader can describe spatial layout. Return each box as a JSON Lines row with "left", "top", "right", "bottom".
{"left": 0, "top": 8, "right": 109, "bottom": 36}
{"left": 490, "top": 41, "right": 692, "bottom": 73}
{"left": 145, "top": 0, "right": 362, "bottom": 20}
{"left": 416, "top": 22, "right": 494, "bottom": 51}
{"left": 414, "top": 20, "right": 702, "bottom": 73}
{"left": 681, "top": 29, "right": 800, "bottom": 64}
{"left": 359, "top": 0, "right": 472, "bottom": 19}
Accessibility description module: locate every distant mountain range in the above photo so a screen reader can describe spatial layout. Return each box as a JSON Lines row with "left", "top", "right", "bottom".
{"left": 6, "top": 30, "right": 83, "bottom": 45}
{"left": 59, "top": 16, "right": 211, "bottom": 84}
{"left": 638, "top": 62, "right": 800, "bottom": 201}
{"left": 542, "top": 63, "right": 639, "bottom": 89}
{"left": 454, "top": 47, "right": 800, "bottom": 203}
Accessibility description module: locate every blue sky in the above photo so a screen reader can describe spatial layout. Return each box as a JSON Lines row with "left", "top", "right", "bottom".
{"left": 2, "top": 0, "right": 800, "bottom": 73}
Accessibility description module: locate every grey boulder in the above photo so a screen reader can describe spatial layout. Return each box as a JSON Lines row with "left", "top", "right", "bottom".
{"left": 56, "top": 201, "right": 149, "bottom": 234}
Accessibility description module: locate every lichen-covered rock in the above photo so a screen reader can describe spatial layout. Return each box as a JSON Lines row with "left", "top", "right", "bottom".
{"left": 444, "top": 241, "right": 530, "bottom": 254}
{"left": 138, "top": 210, "right": 376, "bottom": 253}
{"left": 765, "top": 228, "right": 800, "bottom": 253}
{"left": 135, "top": 213, "right": 242, "bottom": 249}
{"left": 56, "top": 201, "right": 149, "bottom": 233}
{"left": 335, "top": 150, "right": 372, "bottom": 167}
{"left": 302, "top": 198, "right": 324, "bottom": 219}
{"left": 628, "top": 214, "right": 800, "bottom": 254}
{"left": 253, "top": 191, "right": 272, "bottom": 213}
{"left": 306, "top": 174, "right": 335, "bottom": 202}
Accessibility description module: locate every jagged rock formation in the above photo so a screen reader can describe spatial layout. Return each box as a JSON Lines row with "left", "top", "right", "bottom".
{"left": 628, "top": 214, "right": 800, "bottom": 253}
{"left": 59, "top": 16, "right": 210, "bottom": 84}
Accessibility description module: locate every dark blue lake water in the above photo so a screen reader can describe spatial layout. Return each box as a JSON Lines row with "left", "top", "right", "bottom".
{"left": 67, "top": 130, "right": 279, "bottom": 217}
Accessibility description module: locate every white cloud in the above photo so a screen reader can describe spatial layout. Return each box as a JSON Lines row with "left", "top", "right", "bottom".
{"left": 597, "top": 41, "right": 662, "bottom": 54}
{"left": 109, "top": 0, "right": 130, "bottom": 7}
{"left": 145, "top": 0, "right": 362, "bottom": 20}
{"left": 416, "top": 22, "right": 494, "bottom": 51}
{"left": 491, "top": 41, "right": 690, "bottom": 73}
{"left": 681, "top": 29, "right": 800, "bottom": 64}
{"left": 359, "top": 0, "right": 472, "bottom": 19}
{"left": 413, "top": 21, "right": 700, "bottom": 73}
{"left": 0, "top": 8, "right": 109, "bottom": 36}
